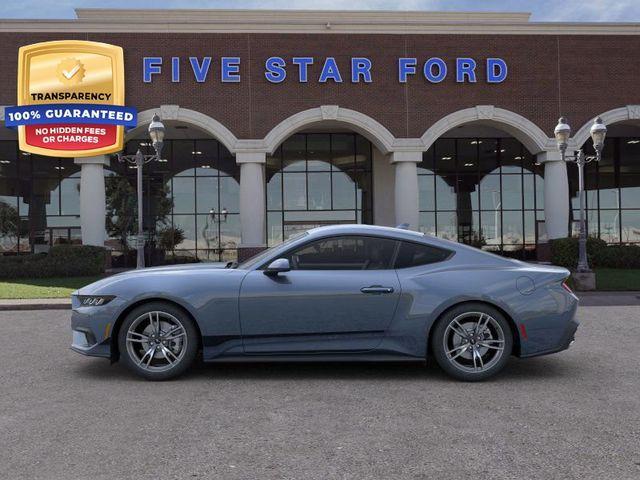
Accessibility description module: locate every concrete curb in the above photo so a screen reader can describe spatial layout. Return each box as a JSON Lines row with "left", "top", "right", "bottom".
{"left": 0, "top": 299, "right": 71, "bottom": 311}
{"left": 576, "top": 291, "right": 640, "bottom": 307}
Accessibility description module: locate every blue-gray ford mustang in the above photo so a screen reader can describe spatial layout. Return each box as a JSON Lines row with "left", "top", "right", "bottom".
{"left": 71, "top": 225, "right": 579, "bottom": 381}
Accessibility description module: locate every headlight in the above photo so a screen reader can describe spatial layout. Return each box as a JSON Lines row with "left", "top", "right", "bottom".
{"left": 77, "top": 295, "right": 115, "bottom": 306}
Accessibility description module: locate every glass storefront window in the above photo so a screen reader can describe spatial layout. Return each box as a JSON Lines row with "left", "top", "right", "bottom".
{"left": 418, "top": 174, "right": 435, "bottom": 211}
{"left": 283, "top": 173, "right": 307, "bottom": 210}
{"left": 171, "top": 177, "right": 195, "bottom": 214}
{"left": 419, "top": 137, "right": 543, "bottom": 256}
{"left": 621, "top": 210, "right": 640, "bottom": 243}
{"left": 110, "top": 138, "right": 240, "bottom": 263}
{"left": 569, "top": 137, "right": 640, "bottom": 244}
{"left": 435, "top": 175, "right": 456, "bottom": 210}
{"left": 195, "top": 176, "right": 219, "bottom": 214}
{"left": 620, "top": 175, "right": 640, "bottom": 209}
{"left": 308, "top": 172, "right": 331, "bottom": 210}
{"left": 502, "top": 175, "right": 523, "bottom": 210}
{"left": 0, "top": 146, "right": 84, "bottom": 253}
{"left": 60, "top": 175, "right": 80, "bottom": 216}
{"left": 266, "top": 133, "right": 372, "bottom": 245}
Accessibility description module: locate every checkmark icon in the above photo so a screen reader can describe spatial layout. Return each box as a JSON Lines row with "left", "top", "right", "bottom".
{"left": 62, "top": 64, "right": 80, "bottom": 79}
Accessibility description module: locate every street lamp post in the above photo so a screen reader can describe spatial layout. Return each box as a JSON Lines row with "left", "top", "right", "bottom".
{"left": 117, "top": 114, "right": 166, "bottom": 269}
{"left": 554, "top": 116, "right": 607, "bottom": 273}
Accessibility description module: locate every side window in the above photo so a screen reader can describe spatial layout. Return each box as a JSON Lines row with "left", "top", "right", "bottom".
{"left": 287, "top": 236, "right": 397, "bottom": 270}
{"left": 394, "top": 241, "right": 451, "bottom": 268}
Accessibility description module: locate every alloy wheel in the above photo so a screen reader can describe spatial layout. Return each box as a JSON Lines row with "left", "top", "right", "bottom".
{"left": 125, "top": 311, "right": 188, "bottom": 372}
{"left": 442, "top": 311, "right": 506, "bottom": 374}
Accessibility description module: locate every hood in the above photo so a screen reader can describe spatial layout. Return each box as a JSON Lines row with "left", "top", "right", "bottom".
{"left": 75, "top": 262, "right": 231, "bottom": 295}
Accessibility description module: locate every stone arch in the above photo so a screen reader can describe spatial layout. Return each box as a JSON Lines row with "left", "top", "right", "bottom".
{"left": 420, "top": 105, "right": 553, "bottom": 154}
{"left": 572, "top": 105, "right": 640, "bottom": 148}
{"left": 263, "top": 105, "right": 396, "bottom": 155}
{"left": 127, "top": 105, "right": 239, "bottom": 153}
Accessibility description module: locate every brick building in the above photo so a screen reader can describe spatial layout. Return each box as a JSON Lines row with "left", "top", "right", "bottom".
{"left": 0, "top": 9, "right": 639, "bottom": 263}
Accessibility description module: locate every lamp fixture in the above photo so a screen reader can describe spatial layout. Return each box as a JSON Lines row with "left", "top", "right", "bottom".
{"left": 209, "top": 207, "right": 229, "bottom": 223}
{"left": 552, "top": 115, "right": 607, "bottom": 274}
{"left": 117, "top": 113, "right": 165, "bottom": 269}
{"left": 554, "top": 117, "right": 571, "bottom": 153}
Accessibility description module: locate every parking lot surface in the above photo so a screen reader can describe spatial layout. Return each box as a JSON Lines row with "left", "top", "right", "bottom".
{"left": 0, "top": 306, "right": 639, "bottom": 480}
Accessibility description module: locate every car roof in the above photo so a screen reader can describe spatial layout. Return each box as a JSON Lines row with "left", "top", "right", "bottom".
{"left": 306, "top": 224, "right": 428, "bottom": 241}
{"left": 304, "top": 224, "right": 507, "bottom": 260}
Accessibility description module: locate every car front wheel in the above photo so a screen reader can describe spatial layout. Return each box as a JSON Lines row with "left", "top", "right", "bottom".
{"left": 432, "top": 303, "right": 513, "bottom": 381}
{"left": 118, "top": 302, "right": 199, "bottom": 380}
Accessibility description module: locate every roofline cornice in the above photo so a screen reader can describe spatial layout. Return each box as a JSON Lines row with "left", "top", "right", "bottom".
{"left": 0, "top": 9, "right": 638, "bottom": 35}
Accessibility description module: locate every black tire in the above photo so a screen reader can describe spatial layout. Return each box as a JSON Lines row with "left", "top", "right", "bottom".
{"left": 117, "top": 301, "right": 199, "bottom": 381}
{"left": 431, "top": 303, "right": 513, "bottom": 382}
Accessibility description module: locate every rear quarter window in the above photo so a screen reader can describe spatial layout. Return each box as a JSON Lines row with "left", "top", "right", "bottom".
{"left": 394, "top": 241, "right": 452, "bottom": 269}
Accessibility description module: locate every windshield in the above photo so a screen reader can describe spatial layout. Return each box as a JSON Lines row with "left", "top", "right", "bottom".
{"left": 237, "top": 232, "right": 308, "bottom": 269}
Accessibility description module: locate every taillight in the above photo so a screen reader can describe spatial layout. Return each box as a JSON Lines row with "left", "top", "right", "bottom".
{"left": 561, "top": 281, "right": 573, "bottom": 294}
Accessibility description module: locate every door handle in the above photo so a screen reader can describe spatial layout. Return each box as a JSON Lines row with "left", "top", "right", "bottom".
{"left": 360, "top": 286, "right": 394, "bottom": 294}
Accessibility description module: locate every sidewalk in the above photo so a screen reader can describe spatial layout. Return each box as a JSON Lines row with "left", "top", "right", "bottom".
{"left": 1, "top": 291, "right": 639, "bottom": 311}
{"left": 575, "top": 291, "right": 640, "bottom": 306}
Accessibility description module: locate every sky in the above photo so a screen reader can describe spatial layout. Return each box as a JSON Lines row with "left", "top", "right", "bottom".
{"left": 0, "top": 0, "right": 639, "bottom": 22}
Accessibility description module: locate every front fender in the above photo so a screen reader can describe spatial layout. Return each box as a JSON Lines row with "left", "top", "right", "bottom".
{"left": 76, "top": 268, "right": 248, "bottom": 358}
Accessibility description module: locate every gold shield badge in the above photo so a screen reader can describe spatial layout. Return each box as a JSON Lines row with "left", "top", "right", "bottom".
{"left": 15, "top": 40, "right": 126, "bottom": 157}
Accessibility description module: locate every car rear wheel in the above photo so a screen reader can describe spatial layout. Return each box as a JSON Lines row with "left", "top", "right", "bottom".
{"left": 432, "top": 303, "right": 513, "bottom": 382}
{"left": 118, "top": 302, "right": 199, "bottom": 381}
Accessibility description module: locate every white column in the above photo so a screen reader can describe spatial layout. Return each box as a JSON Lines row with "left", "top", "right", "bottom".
{"left": 391, "top": 151, "right": 421, "bottom": 230}
{"left": 372, "top": 146, "right": 395, "bottom": 226}
{"left": 237, "top": 152, "right": 266, "bottom": 247}
{"left": 538, "top": 151, "right": 569, "bottom": 239}
{"left": 74, "top": 155, "right": 109, "bottom": 246}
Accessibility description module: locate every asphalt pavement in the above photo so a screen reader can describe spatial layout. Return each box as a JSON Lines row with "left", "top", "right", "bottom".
{"left": 0, "top": 307, "right": 638, "bottom": 480}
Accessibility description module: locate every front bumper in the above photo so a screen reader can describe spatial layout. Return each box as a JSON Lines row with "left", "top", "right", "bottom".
{"left": 70, "top": 295, "right": 126, "bottom": 359}
{"left": 70, "top": 327, "right": 111, "bottom": 358}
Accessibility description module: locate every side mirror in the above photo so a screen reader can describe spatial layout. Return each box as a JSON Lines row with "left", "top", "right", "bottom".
{"left": 264, "top": 258, "right": 290, "bottom": 275}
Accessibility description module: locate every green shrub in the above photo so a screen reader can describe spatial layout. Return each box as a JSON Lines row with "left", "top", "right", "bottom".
{"left": 594, "top": 245, "right": 640, "bottom": 269}
{"left": 157, "top": 226, "right": 185, "bottom": 252}
{"left": 550, "top": 237, "right": 640, "bottom": 269}
{"left": 0, "top": 245, "right": 106, "bottom": 279}
{"left": 161, "top": 254, "right": 201, "bottom": 265}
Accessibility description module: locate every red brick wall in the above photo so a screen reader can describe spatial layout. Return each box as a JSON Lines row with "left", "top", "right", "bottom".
{"left": 1, "top": 32, "right": 638, "bottom": 140}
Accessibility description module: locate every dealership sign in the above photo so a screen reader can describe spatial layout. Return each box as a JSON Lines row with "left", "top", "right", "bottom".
{"left": 5, "top": 40, "right": 136, "bottom": 157}
{"left": 142, "top": 56, "right": 508, "bottom": 84}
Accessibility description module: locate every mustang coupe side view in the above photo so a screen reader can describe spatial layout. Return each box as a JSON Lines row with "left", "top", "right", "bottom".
{"left": 71, "top": 225, "right": 579, "bottom": 381}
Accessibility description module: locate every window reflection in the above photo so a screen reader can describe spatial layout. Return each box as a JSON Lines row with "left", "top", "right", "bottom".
{"left": 266, "top": 133, "right": 372, "bottom": 246}
{"left": 308, "top": 172, "right": 331, "bottom": 210}
{"left": 419, "top": 137, "right": 544, "bottom": 257}
{"left": 196, "top": 177, "right": 219, "bottom": 214}
{"left": 621, "top": 210, "right": 640, "bottom": 243}
{"left": 115, "top": 138, "right": 240, "bottom": 262}
{"left": 0, "top": 146, "right": 83, "bottom": 253}
{"left": 568, "top": 137, "right": 640, "bottom": 244}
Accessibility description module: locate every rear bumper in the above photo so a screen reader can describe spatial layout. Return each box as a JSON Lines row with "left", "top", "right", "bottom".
{"left": 520, "top": 317, "right": 579, "bottom": 358}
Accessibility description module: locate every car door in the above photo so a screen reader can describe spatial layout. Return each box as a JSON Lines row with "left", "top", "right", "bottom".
{"left": 239, "top": 235, "right": 401, "bottom": 354}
